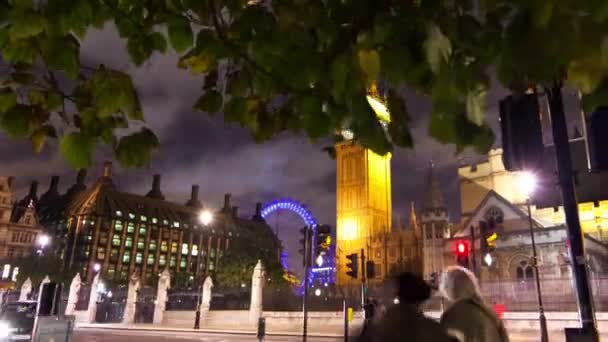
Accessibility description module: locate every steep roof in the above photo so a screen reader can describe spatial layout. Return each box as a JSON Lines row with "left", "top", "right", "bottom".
{"left": 423, "top": 162, "right": 446, "bottom": 211}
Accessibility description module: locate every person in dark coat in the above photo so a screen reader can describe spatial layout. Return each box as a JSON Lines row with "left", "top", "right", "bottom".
{"left": 439, "top": 266, "right": 510, "bottom": 342}
{"left": 358, "top": 272, "right": 453, "bottom": 342}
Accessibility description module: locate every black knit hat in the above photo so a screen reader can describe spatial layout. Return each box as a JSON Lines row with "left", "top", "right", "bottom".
{"left": 397, "top": 272, "right": 432, "bottom": 304}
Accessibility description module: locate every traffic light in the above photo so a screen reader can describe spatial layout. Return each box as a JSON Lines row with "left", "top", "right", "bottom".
{"left": 455, "top": 240, "right": 470, "bottom": 268}
{"left": 315, "top": 225, "right": 332, "bottom": 254}
{"left": 346, "top": 253, "right": 358, "bottom": 279}
{"left": 479, "top": 220, "right": 498, "bottom": 257}
{"left": 587, "top": 107, "right": 608, "bottom": 171}
{"left": 299, "top": 226, "right": 312, "bottom": 267}
{"left": 499, "top": 93, "right": 544, "bottom": 171}
{"left": 366, "top": 261, "right": 375, "bottom": 279}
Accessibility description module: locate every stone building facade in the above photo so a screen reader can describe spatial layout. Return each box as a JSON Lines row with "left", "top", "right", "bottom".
{"left": 449, "top": 144, "right": 608, "bottom": 283}
{"left": 36, "top": 162, "right": 278, "bottom": 285}
{"left": 0, "top": 177, "right": 45, "bottom": 284}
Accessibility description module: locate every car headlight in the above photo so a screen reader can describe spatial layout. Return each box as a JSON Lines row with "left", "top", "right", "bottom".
{"left": 0, "top": 322, "right": 11, "bottom": 338}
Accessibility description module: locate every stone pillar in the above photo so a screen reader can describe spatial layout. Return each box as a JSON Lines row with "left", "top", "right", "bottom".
{"left": 18, "top": 277, "right": 32, "bottom": 302}
{"left": 122, "top": 272, "right": 141, "bottom": 324}
{"left": 249, "top": 260, "right": 265, "bottom": 323}
{"left": 65, "top": 273, "right": 82, "bottom": 316}
{"left": 153, "top": 269, "right": 171, "bottom": 324}
{"left": 0, "top": 289, "right": 7, "bottom": 308}
{"left": 86, "top": 273, "right": 101, "bottom": 323}
{"left": 201, "top": 276, "right": 213, "bottom": 315}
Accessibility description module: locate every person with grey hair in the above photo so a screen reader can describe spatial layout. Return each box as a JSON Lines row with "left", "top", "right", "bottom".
{"left": 439, "top": 266, "right": 510, "bottom": 342}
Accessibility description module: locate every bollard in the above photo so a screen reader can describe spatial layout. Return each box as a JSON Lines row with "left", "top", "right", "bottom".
{"left": 257, "top": 317, "right": 266, "bottom": 341}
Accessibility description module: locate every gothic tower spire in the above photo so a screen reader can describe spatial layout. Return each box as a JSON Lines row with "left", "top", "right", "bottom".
{"left": 423, "top": 161, "right": 445, "bottom": 212}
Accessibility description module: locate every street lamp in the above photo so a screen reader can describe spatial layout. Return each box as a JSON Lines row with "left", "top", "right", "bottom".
{"left": 194, "top": 209, "right": 214, "bottom": 329}
{"left": 518, "top": 171, "right": 549, "bottom": 342}
{"left": 93, "top": 263, "right": 101, "bottom": 273}
{"left": 36, "top": 234, "right": 50, "bottom": 255}
{"left": 199, "top": 210, "right": 213, "bottom": 226}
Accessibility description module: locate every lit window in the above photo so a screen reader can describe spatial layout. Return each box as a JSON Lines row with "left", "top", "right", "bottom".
{"left": 163, "top": 220, "right": 169, "bottom": 225}
{"left": 125, "top": 236, "right": 133, "bottom": 248}
{"left": 139, "top": 226, "right": 146, "bottom": 235}
{"left": 135, "top": 253, "right": 143, "bottom": 264}
{"left": 159, "top": 255, "right": 167, "bottom": 266}
{"left": 173, "top": 222, "right": 179, "bottom": 228}
{"left": 2, "top": 265, "right": 10, "bottom": 279}
{"left": 180, "top": 259, "right": 186, "bottom": 268}
{"left": 161, "top": 241, "right": 168, "bottom": 252}
{"left": 152, "top": 218, "right": 158, "bottom": 224}
{"left": 181, "top": 243, "right": 189, "bottom": 255}
{"left": 191, "top": 245, "right": 199, "bottom": 256}
{"left": 210, "top": 249, "right": 216, "bottom": 258}
{"left": 128, "top": 213, "right": 135, "bottom": 219}
{"left": 112, "top": 235, "right": 121, "bottom": 246}
{"left": 170, "top": 255, "right": 176, "bottom": 267}
{"left": 171, "top": 242, "right": 178, "bottom": 253}
{"left": 209, "top": 263, "right": 214, "bottom": 271}
{"left": 149, "top": 240, "right": 157, "bottom": 251}
{"left": 114, "top": 222, "right": 123, "bottom": 231}
{"left": 116, "top": 211, "right": 123, "bottom": 217}
{"left": 141, "top": 215, "right": 147, "bottom": 222}
{"left": 11, "top": 267, "right": 18, "bottom": 282}
{"left": 127, "top": 223, "right": 135, "bottom": 233}
{"left": 137, "top": 240, "right": 145, "bottom": 250}
{"left": 97, "top": 247, "right": 105, "bottom": 260}
{"left": 147, "top": 255, "right": 155, "bottom": 265}
{"left": 110, "top": 249, "right": 119, "bottom": 261}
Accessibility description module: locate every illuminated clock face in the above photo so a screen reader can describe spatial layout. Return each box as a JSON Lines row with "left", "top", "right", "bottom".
{"left": 341, "top": 129, "right": 354, "bottom": 140}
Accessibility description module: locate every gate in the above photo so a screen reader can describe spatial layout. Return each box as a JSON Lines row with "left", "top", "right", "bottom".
{"left": 134, "top": 287, "right": 155, "bottom": 323}
{"left": 95, "top": 288, "right": 127, "bottom": 323}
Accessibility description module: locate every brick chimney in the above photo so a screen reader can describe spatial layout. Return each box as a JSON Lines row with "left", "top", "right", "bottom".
{"left": 232, "top": 206, "right": 239, "bottom": 217}
{"left": 252, "top": 202, "right": 265, "bottom": 221}
{"left": 102, "top": 161, "right": 112, "bottom": 178}
{"left": 223, "top": 193, "right": 231, "bottom": 212}
{"left": 186, "top": 185, "right": 202, "bottom": 207}
{"left": 146, "top": 174, "right": 165, "bottom": 200}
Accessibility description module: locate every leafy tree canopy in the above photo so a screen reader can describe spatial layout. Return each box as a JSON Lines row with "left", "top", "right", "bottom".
{"left": 215, "top": 234, "right": 285, "bottom": 288}
{"left": 1, "top": 0, "right": 608, "bottom": 167}
{"left": 13, "top": 252, "right": 75, "bottom": 286}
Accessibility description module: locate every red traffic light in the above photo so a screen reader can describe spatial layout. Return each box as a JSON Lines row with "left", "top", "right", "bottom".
{"left": 455, "top": 240, "right": 469, "bottom": 256}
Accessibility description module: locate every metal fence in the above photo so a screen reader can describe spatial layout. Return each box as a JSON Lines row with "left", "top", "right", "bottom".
{"left": 166, "top": 289, "right": 198, "bottom": 311}
{"left": 210, "top": 286, "right": 250, "bottom": 310}
{"left": 420, "top": 276, "right": 608, "bottom": 312}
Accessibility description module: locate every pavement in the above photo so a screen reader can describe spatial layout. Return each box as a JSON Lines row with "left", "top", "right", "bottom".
{"left": 74, "top": 325, "right": 590, "bottom": 342}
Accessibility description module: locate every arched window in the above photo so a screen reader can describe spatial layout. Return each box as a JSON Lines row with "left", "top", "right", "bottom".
{"left": 516, "top": 260, "right": 534, "bottom": 281}
{"left": 484, "top": 206, "right": 504, "bottom": 224}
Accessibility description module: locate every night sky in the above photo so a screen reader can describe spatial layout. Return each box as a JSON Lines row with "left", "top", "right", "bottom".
{"left": 0, "top": 25, "right": 585, "bottom": 273}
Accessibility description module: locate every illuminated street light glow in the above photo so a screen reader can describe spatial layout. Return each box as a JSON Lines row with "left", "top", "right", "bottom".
{"left": 393, "top": 297, "right": 400, "bottom": 305}
{"left": 314, "top": 288, "right": 321, "bottom": 297}
{"left": 93, "top": 263, "right": 101, "bottom": 272}
{"left": 37, "top": 234, "right": 50, "bottom": 248}
{"left": 199, "top": 210, "right": 213, "bottom": 226}
{"left": 518, "top": 171, "right": 537, "bottom": 199}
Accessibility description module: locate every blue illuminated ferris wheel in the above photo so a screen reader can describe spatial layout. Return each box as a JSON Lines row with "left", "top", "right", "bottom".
{"left": 260, "top": 199, "right": 336, "bottom": 289}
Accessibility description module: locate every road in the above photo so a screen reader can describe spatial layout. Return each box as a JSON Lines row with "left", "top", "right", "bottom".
{"left": 75, "top": 329, "right": 342, "bottom": 342}
{"left": 74, "top": 328, "right": 588, "bottom": 342}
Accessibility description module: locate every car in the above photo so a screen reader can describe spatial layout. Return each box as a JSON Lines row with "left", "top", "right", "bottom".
{"left": 0, "top": 301, "right": 37, "bottom": 341}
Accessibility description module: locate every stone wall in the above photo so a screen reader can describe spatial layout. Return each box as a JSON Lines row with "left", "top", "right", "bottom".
{"left": 162, "top": 310, "right": 364, "bottom": 334}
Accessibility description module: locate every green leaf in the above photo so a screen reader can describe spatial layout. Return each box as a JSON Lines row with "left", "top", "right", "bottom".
{"left": 424, "top": 24, "right": 452, "bottom": 74}
{"left": 194, "top": 90, "right": 222, "bottom": 113}
{"left": 567, "top": 54, "right": 607, "bottom": 94}
{"left": 581, "top": 79, "right": 608, "bottom": 112}
{"left": 41, "top": 35, "right": 81, "bottom": 79}
{"left": 148, "top": 32, "right": 167, "bottom": 53}
{"left": 357, "top": 49, "right": 380, "bottom": 82}
{"left": 0, "top": 104, "right": 31, "bottom": 138}
{"left": 167, "top": 15, "right": 193, "bottom": 53}
{"left": 465, "top": 86, "right": 487, "bottom": 126}
{"left": 9, "top": 8, "right": 46, "bottom": 39}
{"left": 298, "top": 96, "right": 329, "bottom": 140}
{"left": 115, "top": 128, "right": 160, "bottom": 168}
{"left": 0, "top": 28, "right": 8, "bottom": 49}
{"left": 91, "top": 67, "right": 142, "bottom": 119}
{"left": 2, "top": 38, "right": 38, "bottom": 64}
{"left": 0, "top": 89, "right": 17, "bottom": 112}
{"left": 331, "top": 53, "right": 351, "bottom": 101}
{"left": 59, "top": 132, "right": 95, "bottom": 168}
{"left": 30, "top": 125, "right": 56, "bottom": 153}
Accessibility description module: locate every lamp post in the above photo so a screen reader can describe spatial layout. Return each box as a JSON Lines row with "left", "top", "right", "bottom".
{"left": 518, "top": 172, "right": 549, "bottom": 342}
{"left": 194, "top": 209, "right": 213, "bottom": 330}
{"left": 37, "top": 234, "right": 50, "bottom": 255}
